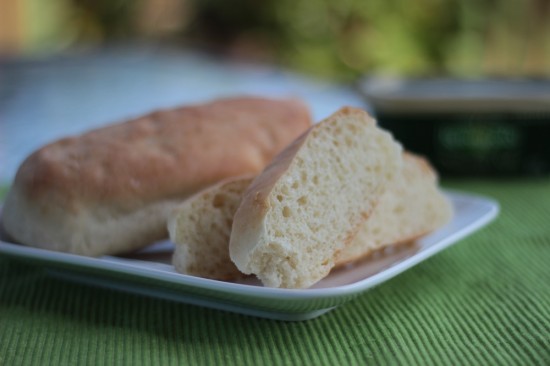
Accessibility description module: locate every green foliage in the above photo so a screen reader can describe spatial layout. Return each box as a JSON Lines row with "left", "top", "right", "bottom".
{"left": 65, "top": 0, "right": 550, "bottom": 80}
{"left": 267, "top": 0, "right": 550, "bottom": 80}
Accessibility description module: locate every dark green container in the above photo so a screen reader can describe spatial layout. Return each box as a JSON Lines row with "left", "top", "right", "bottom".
{"left": 358, "top": 78, "right": 550, "bottom": 177}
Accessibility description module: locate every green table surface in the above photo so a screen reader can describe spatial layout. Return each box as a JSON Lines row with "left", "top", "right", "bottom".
{"left": 0, "top": 180, "right": 549, "bottom": 365}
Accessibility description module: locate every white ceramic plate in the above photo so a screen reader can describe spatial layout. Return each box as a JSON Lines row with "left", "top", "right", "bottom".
{"left": 0, "top": 190, "right": 498, "bottom": 321}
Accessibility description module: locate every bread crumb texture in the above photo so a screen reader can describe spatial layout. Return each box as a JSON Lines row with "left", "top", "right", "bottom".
{"left": 336, "top": 153, "right": 453, "bottom": 265}
{"left": 169, "top": 176, "right": 254, "bottom": 280}
{"left": 230, "top": 107, "right": 403, "bottom": 288}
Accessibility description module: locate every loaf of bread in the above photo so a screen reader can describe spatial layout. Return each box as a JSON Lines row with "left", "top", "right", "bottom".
{"left": 168, "top": 176, "right": 254, "bottom": 280}
{"left": 335, "top": 153, "right": 453, "bottom": 265}
{"left": 229, "top": 107, "right": 403, "bottom": 288}
{"left": 2, "top": 97, "right": 311, "bottom": 256}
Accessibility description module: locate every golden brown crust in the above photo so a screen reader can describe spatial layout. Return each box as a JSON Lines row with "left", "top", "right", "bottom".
{"left": 17, "top": 97, "right": 311, "bottom": 211}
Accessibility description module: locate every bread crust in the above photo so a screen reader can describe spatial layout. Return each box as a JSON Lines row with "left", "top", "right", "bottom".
{"left": 2, "top": 97, "right": 311, "bottom": 256}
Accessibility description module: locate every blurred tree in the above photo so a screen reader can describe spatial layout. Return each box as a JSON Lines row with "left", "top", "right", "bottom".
{"left": 4, "top": 0, "right": 549, "bottom": 80}
{"left": 69, "top": 0, "right": 138, "bottom": 42}
{"left": 186, "top": 0, "right": 550, "bottom": 80}
{"left": 185, "top": 0, "right": 283, "bottom": 60}
{"left": 0, "top": 0, "right": 75, "bottom": 53}
{"left": 136, "top": 0, "right": 189, "bottom": 38}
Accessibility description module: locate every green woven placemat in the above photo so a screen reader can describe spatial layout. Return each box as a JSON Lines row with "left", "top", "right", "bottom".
{"left": 1, "top": 181, "right": 549, "bottom": 365}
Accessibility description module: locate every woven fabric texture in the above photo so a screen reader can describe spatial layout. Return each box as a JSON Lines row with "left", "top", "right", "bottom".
{"left": 0, "top": 180, "right": 549, "bottom": 365}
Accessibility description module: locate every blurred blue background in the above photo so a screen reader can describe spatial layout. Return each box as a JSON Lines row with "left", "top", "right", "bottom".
{"left": 1, "top": 0, "right": 549, "bottom": 182}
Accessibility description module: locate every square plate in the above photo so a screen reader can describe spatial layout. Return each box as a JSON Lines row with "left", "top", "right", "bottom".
{"left": 0, "top": 190, "right": 498, "bottom": 321}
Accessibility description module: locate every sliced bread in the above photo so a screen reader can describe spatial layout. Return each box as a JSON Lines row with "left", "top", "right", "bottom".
{"left": 336, "top": 153, "right": 453, "bottom": 265}
{"left": 229, "top": 107, "right": 403, "bottom": 288}
{"left": 168, "top": 176, "right": 254, "bottom": 280}
{"left": 167, "top": 152, "right": 451, "bottom": 282}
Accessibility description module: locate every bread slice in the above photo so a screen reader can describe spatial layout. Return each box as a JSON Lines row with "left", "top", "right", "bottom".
{"left": 2, "top": 97, "right": 311, "bottom": 256}
{"left": 336, "top": 153, "right": 453, "bottom": 265}
{"left": 167, "top": 152, "right": 451, "bottom": 282}
{"left": 168, "top": 176, "right": 254, "bottom": 280}
{"left": 229, "top": 107, "right": 403, "bottom": 288}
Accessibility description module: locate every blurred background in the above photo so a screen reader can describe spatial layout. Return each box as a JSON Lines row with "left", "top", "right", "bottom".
{"left": 2, "top": 0, "right": 549, "bottom": 79}
{"left": 1, "top": 0, "right": 550, "bottom": 182}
